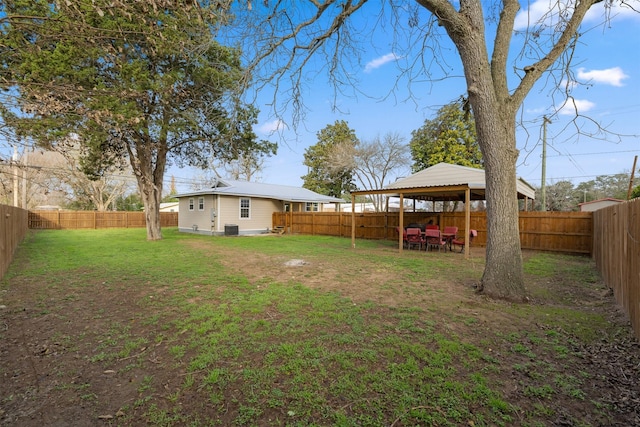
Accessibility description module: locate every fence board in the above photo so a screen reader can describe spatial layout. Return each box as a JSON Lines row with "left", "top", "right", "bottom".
{"left": 274, "top": 210, "right": 592, "bottom": 254}
{"left": 28, "top": 211, "right": 178, "bottom": 229}
{"left": 593, "top": 198, "right": 640, "bottom": 340}
{"left": 1, "top": 205, "right": 28, "bottom": 281}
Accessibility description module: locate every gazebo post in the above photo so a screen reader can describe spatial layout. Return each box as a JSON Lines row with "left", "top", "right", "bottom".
{"left": 399, "top": 193, "right": 404, "bottom": 252}
{"left": 465, "top": 187, "right": 471, "bottom": 259}
{"left": 351, "top": 194, "right": 356, "bottom": 248}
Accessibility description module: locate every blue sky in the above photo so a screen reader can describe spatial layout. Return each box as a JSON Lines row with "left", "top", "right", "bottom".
{"left": 1, "top": 1, "right": 638, "bottom": 196}
{"left": 169, "top": 0, "right": 640, "bottom": 192}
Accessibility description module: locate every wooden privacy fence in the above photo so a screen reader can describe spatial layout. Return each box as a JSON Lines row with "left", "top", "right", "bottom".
{"left": 28, "top": 210, "right": 178, "bottom": 229}
{"left": 273, "top": 210, "right": 593, "bottom": 254}
{"left": 1, "top": 204, "right": 28, "bottom": 281}
{"left": 592, "top": 198, "right": 640, "bottom": 340}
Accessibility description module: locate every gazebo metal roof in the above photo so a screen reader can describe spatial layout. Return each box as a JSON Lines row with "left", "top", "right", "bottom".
{"left": 353, "top": 162, "right": 536, "bottom": 201}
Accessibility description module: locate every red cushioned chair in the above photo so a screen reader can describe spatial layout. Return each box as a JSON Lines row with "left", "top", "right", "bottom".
{"left": 406, "top": 227, "right": 424, "bottom": 250}
{"left": 451, "top": 229, "right": 477, "bottom": 253}
{"left": 424, "top": 229, "right": 447, "bottom": 252}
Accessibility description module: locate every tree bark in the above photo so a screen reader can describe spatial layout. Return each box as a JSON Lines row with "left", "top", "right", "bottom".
{"left": 433, "top": 0, "right": 526, "bottom": 299}
{"left": 141, "top": 181, "right": 163, "bottom": 240}
{"left": 128, "top": 134, "right": 167, "bottom": 241}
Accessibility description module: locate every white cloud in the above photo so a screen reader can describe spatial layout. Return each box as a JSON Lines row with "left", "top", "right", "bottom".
{"left": 557, "top": 98, "right": 596, "bottom": 115}
{"left": 514, "top": 0, "right": 554, "bottom": 31}
{"left": 577, "top": 67, "right": 629, "bottom": 87}
{"left": 258, "top": 119, "right": 286, "bottom": 134}
{"left": 364, "top": 53, "right": 400, "bottom": 73}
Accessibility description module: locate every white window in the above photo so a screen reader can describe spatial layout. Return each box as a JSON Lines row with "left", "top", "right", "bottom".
{"left": 189, "top": 198, "right": 194, "bottom": 211}
{"left": 198, "top": 197, "right": 205, "bottom": 211}
{"left": 240, "top": 198, "right": 250, "bottom": 219}
{"left": 305, "top": 202, "right": 319, "bottom": 212}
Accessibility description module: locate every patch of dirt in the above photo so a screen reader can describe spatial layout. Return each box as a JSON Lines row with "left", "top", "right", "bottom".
{"left": 1, "top": 239, "right": 639, "bottom": 426}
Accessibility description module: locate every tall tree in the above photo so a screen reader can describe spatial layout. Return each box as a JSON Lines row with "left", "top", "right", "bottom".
{"left": 329, "top": 132, "right": 411, "bottom": 211}
{"left": 302, "top": 120, "right": 358, "bottom": 198}
{"left": 410, "top": 100, "right": 482, "bottom": 172}
{"left": 539, "top": 180, "right": 578, "bottom": 211}
{"left": 0, "top": 0, "right": 264, "bottom": 240}
{"left": 233, "top": 0, "right": 635, "bottom": 300}
{"left": 575, "top": 172, "right": 635, "bottom": 203}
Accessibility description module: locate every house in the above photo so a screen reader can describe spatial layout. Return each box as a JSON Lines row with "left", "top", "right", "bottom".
{"left": 578, "top": 198, "right": 624, "bottom": 212}
{"left": 175, "top": 179, "right": 343, "bottom": 235}
{"left": 323, "top": 200, "right": 415, "bottom": 213}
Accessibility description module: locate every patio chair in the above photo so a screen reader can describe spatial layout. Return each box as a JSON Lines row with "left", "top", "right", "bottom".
{"left": 424, "top": 229, "right": 447, "bottom": 252}
{"left": 425, "top": 224, "right": 439, "bottom": 230}
{"left": 443, "top": 226, "right": 458, "bottom": 236}
{"left": 451, "top": 229, "right": 478, "bottom": 253}
{"left": 405, "top": 227, "right": 424, "bottom": 250}
{"left": 442, "top": 226, "right": 458, "bottom": 251}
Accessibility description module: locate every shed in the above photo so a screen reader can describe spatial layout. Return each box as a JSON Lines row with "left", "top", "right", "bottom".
{"left": 350, "top": 163, "right": 537, "bottom": 257}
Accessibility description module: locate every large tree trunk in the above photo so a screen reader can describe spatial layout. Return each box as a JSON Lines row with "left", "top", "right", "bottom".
{"left": 443, "top": 1, "right": 526, "bottom": 300}
{"left": 128, "top": 136, "right": 167, "bottom": 241}
{"left": 140, "top": 177, "right": 163, "bottom": 241}
{"left": 479, "top": 123, "right": 525, "bottom": 300}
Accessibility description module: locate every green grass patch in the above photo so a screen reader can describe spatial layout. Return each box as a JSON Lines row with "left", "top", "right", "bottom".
{"left": 1, "top": 228, "right": 625, "bottom": 427}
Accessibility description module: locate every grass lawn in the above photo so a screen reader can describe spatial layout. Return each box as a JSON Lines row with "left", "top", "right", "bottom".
{"left": 1, "top": 228, "right": 638, "bottom": 426}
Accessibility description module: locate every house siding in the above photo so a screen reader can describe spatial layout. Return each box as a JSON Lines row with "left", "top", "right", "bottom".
{"left": 218, "top": 195, "right": 282, "bottom": 233}
{"left": 178, "top": 195, "right": 216, "bottom": 232}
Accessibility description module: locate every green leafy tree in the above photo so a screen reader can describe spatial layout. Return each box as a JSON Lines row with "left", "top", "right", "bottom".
{"left": 302, "top": 120, "right": 357, "bottom": 198}
{"left": 630, "top": 185, "right": 640, "bottom": 200}
{"left": 410, "top": 100, "right": 482, "bottom": 172}
{"left": 0, "top": 0, "right": 265, "bottom": 240}
{"left": 114, "top": 193, "right": 144, "bottom": 212}
{"left": 575, "top": 173, "right": 633, "bottom": 202}
{"left": 537, "top": 180, "right": 578, "bottom": 211}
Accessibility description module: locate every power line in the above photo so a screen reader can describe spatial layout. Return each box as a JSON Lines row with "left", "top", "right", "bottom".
{"left": 544, "top": 149, "right": 640, "bottom": 158}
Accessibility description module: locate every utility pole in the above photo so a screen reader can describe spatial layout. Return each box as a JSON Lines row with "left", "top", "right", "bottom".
{"left": 540, "top": 116, "right": 551, "bottom": 211}
{"left": 22, "top": 149, "right": 28, "bottom": 209}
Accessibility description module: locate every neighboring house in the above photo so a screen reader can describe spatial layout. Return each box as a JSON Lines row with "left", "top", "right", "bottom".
{"left": 324, "top": 201, "right": 412, "bottom": 213}
{"left": 160, "top": 202, "right": 179, "bottom": 213}
{"left": 175, "top": 179, "right": 343, "bottom": 235}
{"left": 578, "top": 198, "right": 624, "bottom": 212}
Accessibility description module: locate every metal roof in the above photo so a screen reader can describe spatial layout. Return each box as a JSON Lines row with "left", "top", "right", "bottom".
{"left": 353, "top": 162, "right": 536, "bottom": 200}
{"left": 175, "top": 179, "right": 344, "bottom": 203}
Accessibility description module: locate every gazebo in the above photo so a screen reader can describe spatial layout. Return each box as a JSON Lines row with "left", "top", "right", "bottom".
{"left": 349, "top": 163, "right": 537, "bottom": 258}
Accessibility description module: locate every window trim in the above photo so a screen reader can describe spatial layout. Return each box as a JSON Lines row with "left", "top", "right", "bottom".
{"left": 198, "top": 197, "right": 205, "bottom": 211}
{"left": 239, "top": 197, "right": 251, "bottom": 219}
{"left": 305, "top": 202, "right": 319, "bottom": 212}
{"left": 188, "top": 198, "right": 195, "bottom": 211}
